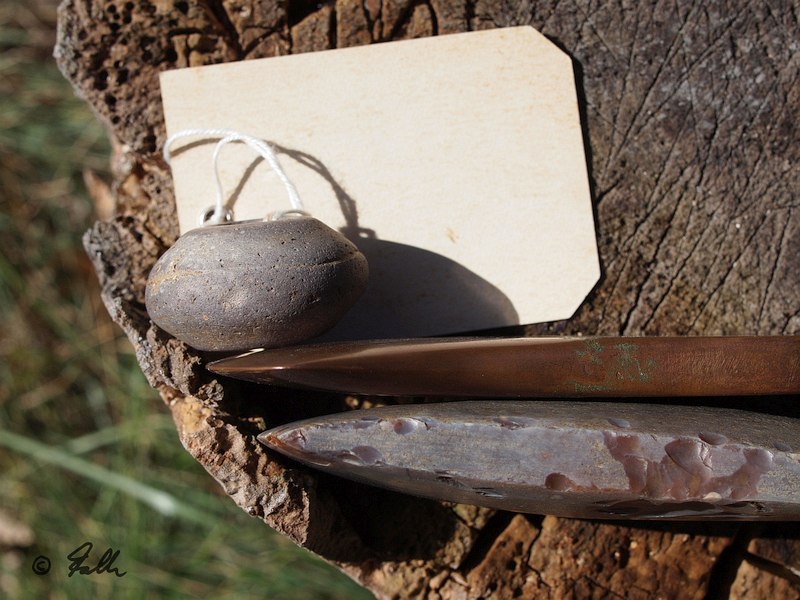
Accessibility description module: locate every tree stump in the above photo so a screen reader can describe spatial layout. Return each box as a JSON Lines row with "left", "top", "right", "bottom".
{"left": 55, "top": 1, "right": 800, "bottom": 597}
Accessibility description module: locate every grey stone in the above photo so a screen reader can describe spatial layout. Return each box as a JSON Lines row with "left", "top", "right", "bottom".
{"left": 145, "top": 217, "right": 368, "bottom": 351}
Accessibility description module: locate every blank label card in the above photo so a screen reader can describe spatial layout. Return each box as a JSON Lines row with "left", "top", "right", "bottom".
{"left": 160, "top": 27, "right": 600, "bottom": 339}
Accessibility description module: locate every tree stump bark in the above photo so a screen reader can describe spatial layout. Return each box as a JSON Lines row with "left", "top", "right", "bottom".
{"left": 55, "top": 1, "right": 800, "bottom": 598}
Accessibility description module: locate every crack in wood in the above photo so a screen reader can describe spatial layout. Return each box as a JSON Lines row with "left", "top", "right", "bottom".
{"left": 457, "top": 511, "right": 514, "bottom": 574}
{"left": 199, "top": 0, "right": 245, "bottom": 58}
{"left": 703, "top": 525, "right": 752, "bottom": 600}
{"left": 744, "top": 550, "right": 800, "bottom": 587}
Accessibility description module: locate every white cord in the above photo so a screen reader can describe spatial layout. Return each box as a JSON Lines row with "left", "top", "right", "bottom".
{"left": 163, "top": 128, "right": 305, "bottom": 225}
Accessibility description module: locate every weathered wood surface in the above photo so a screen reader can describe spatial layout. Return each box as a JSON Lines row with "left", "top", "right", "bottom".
{"left": 56, "top": 0, "right": 800, "bottom": 597}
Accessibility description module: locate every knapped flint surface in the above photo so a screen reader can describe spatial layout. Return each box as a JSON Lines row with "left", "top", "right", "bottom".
{"left": 59, "top": 0, "right": 800, "bottom": 598}
{"left": 261, "top": 401, "right": 800, "bottom": 520}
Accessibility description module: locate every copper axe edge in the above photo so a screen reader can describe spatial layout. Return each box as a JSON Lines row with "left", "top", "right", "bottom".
{"left": 209, "top": 335, "right": 800, "bottom": 397}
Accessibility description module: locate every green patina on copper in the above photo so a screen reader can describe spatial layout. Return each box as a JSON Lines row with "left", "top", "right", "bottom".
{"left": 575, "top": 338, "right": 603, "bottom": 365}
{"left": 613, "top": 342, "right": 657, "bottom": 383}
{"left": 570, "top": 339, "right": 608, "bottom": 392}
{"left": 573, "top": 381, "right": 611, "bottom": 393}
{"left": 568, "top": 342, "right": 658, "bottom": 392}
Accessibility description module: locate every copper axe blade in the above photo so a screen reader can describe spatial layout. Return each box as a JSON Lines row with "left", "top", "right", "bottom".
{"left": 259, "top": 401, "right": 800, "bottom": 520}
{"left": 209, "top": 336, "right": 800, "bottom": 397}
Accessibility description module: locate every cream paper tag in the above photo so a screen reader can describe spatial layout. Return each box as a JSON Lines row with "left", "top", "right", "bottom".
{"left": 159, "top": 26, "right": 599, "bottom": 340}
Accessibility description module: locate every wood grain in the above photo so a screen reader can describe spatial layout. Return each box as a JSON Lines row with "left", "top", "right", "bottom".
{"left": 57, "top": 0, "right": 800, "bottom": 597}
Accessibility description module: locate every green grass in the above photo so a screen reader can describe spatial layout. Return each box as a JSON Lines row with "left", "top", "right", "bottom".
{"left": 0, "top": 2, "right": 371, "bottom": 598}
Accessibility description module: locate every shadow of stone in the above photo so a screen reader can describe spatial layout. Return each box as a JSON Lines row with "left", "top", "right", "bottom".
{"left": 275, "top": 144, "right": 520, "bottom": 339}
{"left": 320, "top": 236, "right": 520, "bottom": 340}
